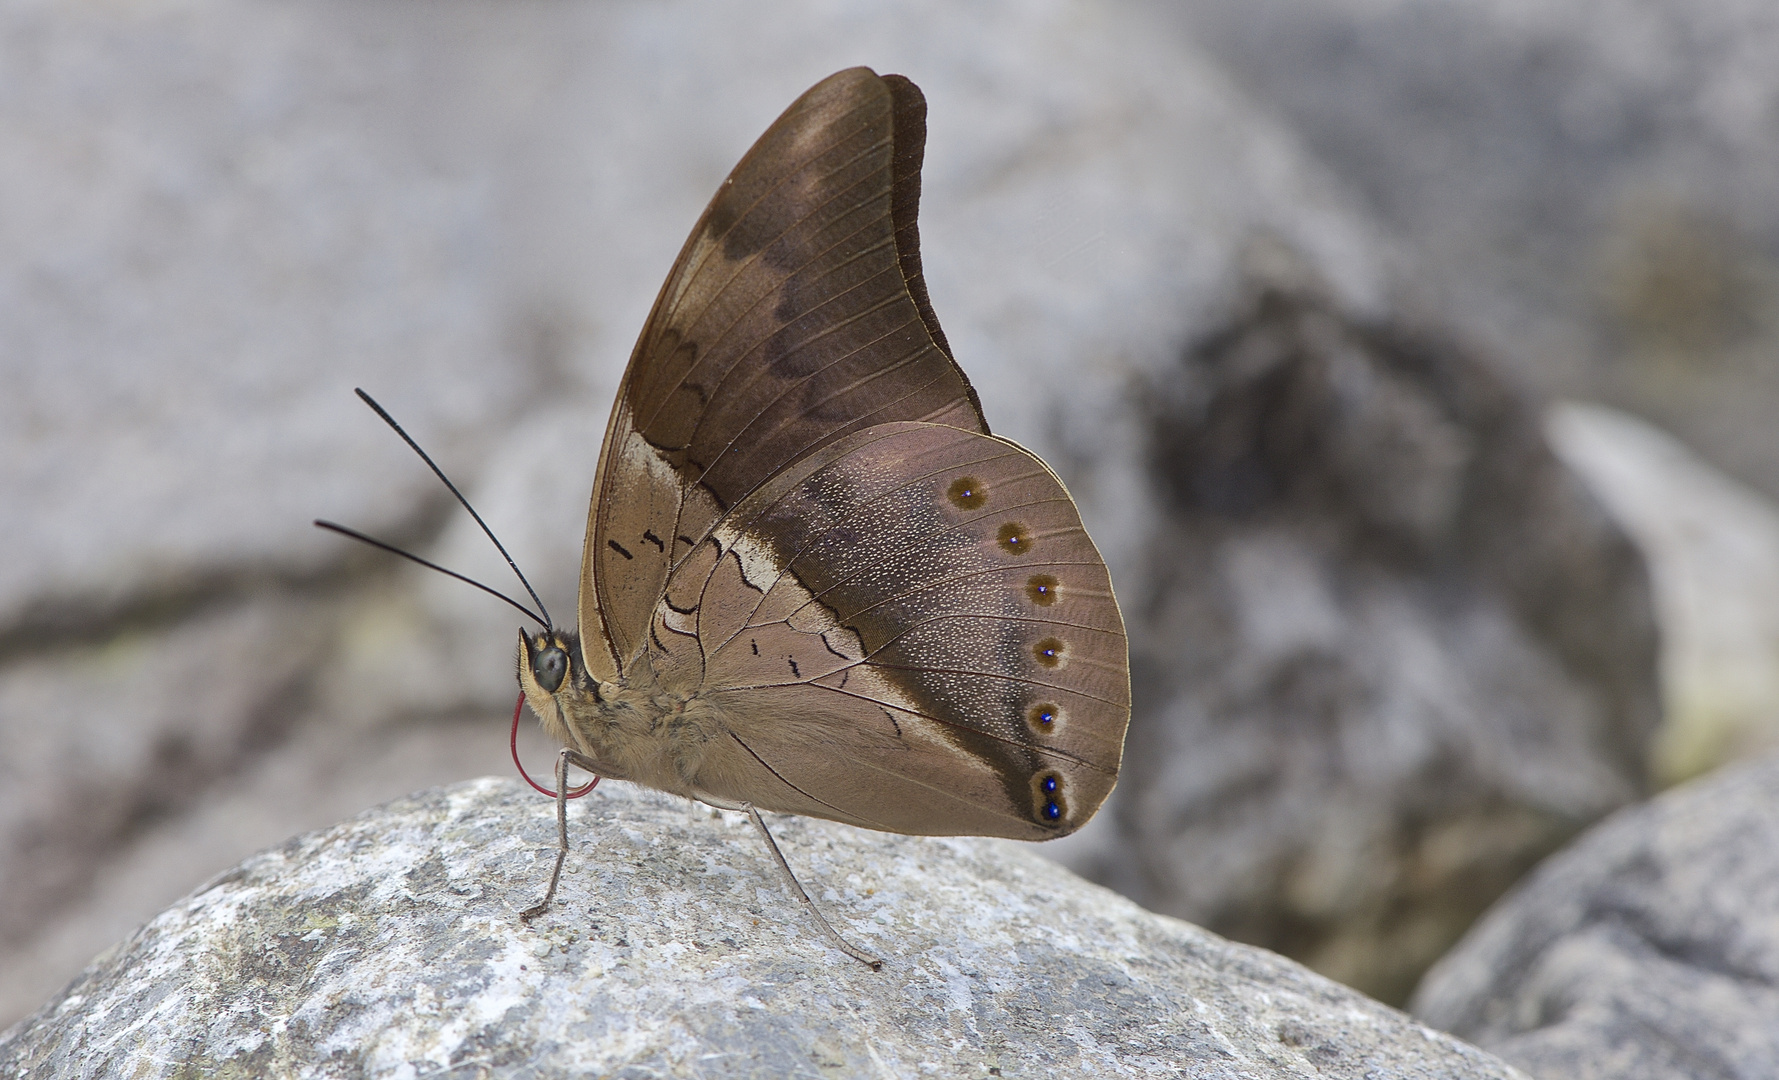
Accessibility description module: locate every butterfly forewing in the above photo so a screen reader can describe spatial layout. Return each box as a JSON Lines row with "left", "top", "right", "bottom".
{"left": 652, "top": 422, "right": 1129, "bottom": 840}
{"left": 558, "top": 68, "right": 1130, "bottom": 846}
{"left": 581, "top": 68, "right": 987, "bottom": 678}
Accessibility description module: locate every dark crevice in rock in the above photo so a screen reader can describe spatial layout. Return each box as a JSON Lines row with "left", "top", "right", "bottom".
{"left": 1587, "top": 867, "right": 1779, "bottom": 991}
{"left": 0, "top": 490, "right": 470, "bottom": 954}
{"left": 1117, "top": 283, "right": 1660, "bottom": 1003}
{"left": 0, "top": 636, "right": 324, "bottom": 954}
{"left": 1414, "top": 754, "right": 1779, "bottom": 1077}
{"left": 0, "top": 490, "right": 457, "bottom": 666}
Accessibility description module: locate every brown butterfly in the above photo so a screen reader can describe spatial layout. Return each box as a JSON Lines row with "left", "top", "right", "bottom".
{"left": 334, "top": 67, "right": 1129, "bottom": 970}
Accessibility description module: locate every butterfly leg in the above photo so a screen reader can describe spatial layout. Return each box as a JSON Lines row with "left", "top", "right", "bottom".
{"left": 742, "top": 803, "right": 883, "bottom": 971}
{"left": 520, "top": 747, "right": 602, "bottom": 922}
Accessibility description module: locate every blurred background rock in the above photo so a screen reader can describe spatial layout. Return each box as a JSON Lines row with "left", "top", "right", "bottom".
{"left": 1410, "top": 749, "right": 1779, "bottom": 1078}
{"left": 1166, "top": 0, "right": 1779, "bottom": 503}
{"left": 2, "top": 0, "right": 1774, "bottom": 1035}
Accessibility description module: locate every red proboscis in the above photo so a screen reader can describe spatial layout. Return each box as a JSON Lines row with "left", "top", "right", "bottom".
{"left": 510, "top": 693, "right": 598, "bottom": 799}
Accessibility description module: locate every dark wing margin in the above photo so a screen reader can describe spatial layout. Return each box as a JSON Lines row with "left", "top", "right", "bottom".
{"left": 580, "top": 68, "right": 988, "bottom": 679}
{"left": 884, "top": 74, "right": 959, "bottom": 379}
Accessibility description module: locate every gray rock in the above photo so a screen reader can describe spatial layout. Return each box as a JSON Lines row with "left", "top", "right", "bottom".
{"left": 0, "top": 0, "right": 1401, "bottom": 1022}
{"left": 1548, "top": 403, "right": 1779, "bottom": 786}
{"left": 1164, "top": 0, "right": 1779, "bottom": 506}
{"left": 1097, "top": 287, "right": 1658, "bottom": 1005}
{"left": 0, "top": 0, "right": 1659, "bottom": 1029}
{"left": 0, "top": 778, "right": 1526, "bottom": 1079}
{"left": 0, "top": 598, "right": 331, "bottom": 955}
{"left": 0, "top": 0, "right": 1390, "bottom": 650}
{"left": 0, "top": 0, "right": 530, "bottom": 635}
{"left": 1411, "top": 751, "right": 1779, "bottom": 1080}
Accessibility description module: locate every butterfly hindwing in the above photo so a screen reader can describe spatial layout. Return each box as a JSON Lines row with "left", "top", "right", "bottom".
{"left": 580, "top": 68, "right": 987, "bottom": 681}
{"left": 650, "top": 422, "right": 1129, "bottom": 840}
{"left": 554, "top": 69, "right": 1131, "bottom": 844}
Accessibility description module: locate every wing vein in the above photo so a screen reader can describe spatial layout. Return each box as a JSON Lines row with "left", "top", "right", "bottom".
{"left": 798, "top": 682, "right": 1113, "bottom": 773}
{"left": 638, "top": 143, "right": 899, "bottom": 435}
{"left": 723, "top": 729, "right": 890, "bottom": 827}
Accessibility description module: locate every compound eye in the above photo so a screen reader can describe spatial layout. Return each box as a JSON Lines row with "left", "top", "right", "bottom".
{"left": 533, "top": 647, "right": 567, "bottom": 693}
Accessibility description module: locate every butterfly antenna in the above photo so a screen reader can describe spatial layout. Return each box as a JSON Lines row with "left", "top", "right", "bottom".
{"left": 314, "top": 520, "right": 546, "bottom": 627}
{"left": 352, "top": 388, "right": 554, "bottom": 629}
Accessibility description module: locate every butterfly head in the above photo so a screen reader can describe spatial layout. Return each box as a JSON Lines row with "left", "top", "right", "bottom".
{"left": 517, "top": 627, "right": 605, "bottom": 744}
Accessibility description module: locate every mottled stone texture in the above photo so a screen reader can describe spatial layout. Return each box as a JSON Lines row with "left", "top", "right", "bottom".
{"left": 1412, "top": 751, "right": 1779, "bottom": 1080}
{"left": 0, "top": 779, "right": 1524, "bottom": 1080}
{"left": 1097, "top": 287, "right": 1657, "bottom": 1005}
{"left": 1168, "top": 0, "right": 1779, "bottom": 509}
{"left": 0, "top": 0, "right": 1660, "bottom": 1030}
{"left": 0, "top": 0, "right": 1405, "bottom": 1026}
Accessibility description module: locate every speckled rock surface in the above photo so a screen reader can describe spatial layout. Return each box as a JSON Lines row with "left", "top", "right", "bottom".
{"left": 0, "top": 779, "right": 1524, "bottom": 1079}
{"left": 1411, "top": 752, "right": 1779, "bottom": 1080}
{"left": 0, "top": 0, "right": 1403, "bottom": 1025}
{"left": 2, "top": 0, "right": 1659, "bottom": 1032}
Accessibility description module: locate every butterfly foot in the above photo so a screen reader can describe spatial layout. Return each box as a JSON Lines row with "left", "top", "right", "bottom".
{"left": 521, "top": 754, "right": 576, "bottom": 926}
{"left": 520, "top": 846, "right": 565, "bottom": 923}
{"left": 516, "top": 852, "right": 580, "bottom": 921}
{"left": 743, "top": 803, "right": 884, "bottom": 971}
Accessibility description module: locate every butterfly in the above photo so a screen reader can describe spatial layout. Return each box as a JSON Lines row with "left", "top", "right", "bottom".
{"left": 333, "top": 67, "right": 1129, "bottom": 970}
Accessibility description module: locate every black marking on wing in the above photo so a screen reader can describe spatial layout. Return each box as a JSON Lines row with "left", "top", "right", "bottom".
{"left": 750, "top": 638, "right": 759, "bottom": 655}
{"left": 822, "top": 637, "right": 853, "bottom": 661}
{"left": 608, "top": 540, "right": 634, "bottom": 560}
{"left": 665, "top": 595, "right": 698, "bottom": 616}
{"left": 787, "top": 657, "right": 801, "bottom": 678}
{"left": 643, "top": 530, "right": 667, "bottom": 552}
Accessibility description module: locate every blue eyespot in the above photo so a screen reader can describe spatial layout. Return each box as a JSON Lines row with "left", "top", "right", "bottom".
{"left": 1042, "top": 775, "right": 1058, "bottom": 793}
{"left": 1043, "top": 801, "right": 1062, "bottom": 821}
